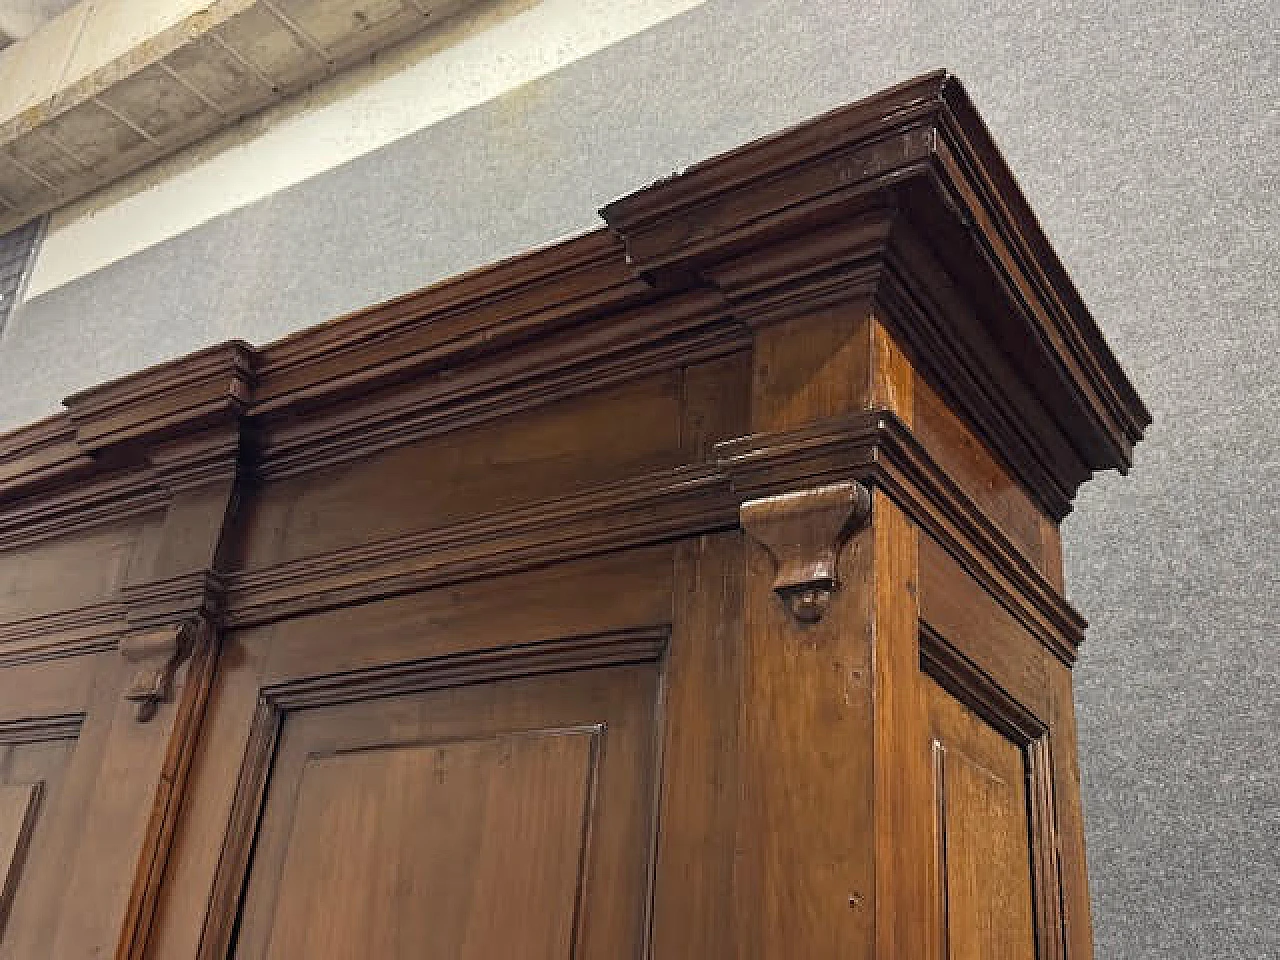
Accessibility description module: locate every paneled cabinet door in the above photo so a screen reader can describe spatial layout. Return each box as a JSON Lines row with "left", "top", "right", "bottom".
{"left": 0, "top": 719, "right": 80, "bottom": 955}
{"left": 208, "top": 645, "right": 665, "bottom": 960}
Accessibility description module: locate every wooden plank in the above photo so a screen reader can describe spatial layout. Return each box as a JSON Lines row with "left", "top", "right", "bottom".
{"left": 871, "top": 495, "right": 933, "bottom": 960}
{"left": 650, "top": 534, "right": 744, "bottom": 958}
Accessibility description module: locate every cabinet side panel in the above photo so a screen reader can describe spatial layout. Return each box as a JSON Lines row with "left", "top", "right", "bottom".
{"left": 913, "top": 372, "right": 1057, "bottom": 584}
{"left": 917, "top": 532, "right": 1073, "bottom": 960}
{"left": 918, "top": 535, "right": 1054, "bottom": 723}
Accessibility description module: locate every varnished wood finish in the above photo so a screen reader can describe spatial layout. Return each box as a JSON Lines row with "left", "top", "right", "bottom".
{"left": 0, "top": 72, "right": 1147, "bottom": 959}
{"left": 0, "top": 784, "right": 41, "bottom": 934}
{"left": 234, "top": 661, "right": 661, "bottom": 959}
{"left": 740, "top": 480, "right": 871, "bottom": 622}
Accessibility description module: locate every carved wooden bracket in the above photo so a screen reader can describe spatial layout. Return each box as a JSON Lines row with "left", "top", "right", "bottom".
{"left": 740, "top": 481, "right": 872, "bottom": 623}
{"left": 119, "top": 620, "right": 201, "bottom": 721}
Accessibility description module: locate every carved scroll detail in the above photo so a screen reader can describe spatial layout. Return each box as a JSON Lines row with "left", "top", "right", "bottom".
{"left": 740, "top": 481, "right": 872, "bottom": 623}
{"left": 119, "top": 619, "right": 201, "bottom": 721}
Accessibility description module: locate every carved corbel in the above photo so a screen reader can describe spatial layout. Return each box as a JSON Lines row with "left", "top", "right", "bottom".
{"left": 740, "top": 481, "right": 872, "bottom": 623}
{"left": 119, "top": 619, "right": 203, "bottom": 721}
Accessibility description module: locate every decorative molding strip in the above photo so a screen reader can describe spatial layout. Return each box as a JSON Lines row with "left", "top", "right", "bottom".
{"left": 65, "top": 341, "right": 254, "bottom": 455}
{"left": 252, "top": 230, "right": 648, "bottom": 412}
{"left": 263, "top": 625, "right": 670, "bottom": 711}
{"left": 920, "top": 621, "right": 1046, "bottom": 741}
{"left": 872, "top": 416, "right": 1085, "bottom": 662}
{"left": 0, "top": 415, "right": 91, "bottom": 502}
{"left": 715, "top": 412, "right": 881, "bottom": 498}
{"left": 254, "top": 295, "right": 744, "bottom": 480}
{"left": 740, "top": 482, "right": 872, "bottom": 623}
{"left": 0, "top": 780, "right": 42, "bottom": 936}
{"left": 929, "top": 104, "right": 1147, "bottom": 454}
{"left": 224, "top": 466, "right": 737, "bottom": 629}
{"left": 0, "top": 601, "right": 127, "bottom": 667}
{"left": 119, "top": 619, "right": 202, "bottom": 722}
{"left": 0, "top": 409, "right": 1084, "bottom": 664}
{"left": 0, "top": 418, "right": 242, "bottom": 559}
{"left": 0, "top": 713, "right": 85, "bottom": 743}
{"left": 146, "top": 426, "right": 244, "bottom": 494}
{"left": 227, "top": 410, "right": 1085, "bottom": 662}
{"left": 121, "top": 571, "right": 226, "bottom": 632}
{"left": 701, "top": 214, "right": 892, "bottom": 328}
{"left": 718, "top": 411, "right": 1086, "bottom": 661}
{"left": 874, "top": 242, "right": 1085, "bottom": 520}
{"left": 0, "top": 467, "right": 168, "bottom": 553}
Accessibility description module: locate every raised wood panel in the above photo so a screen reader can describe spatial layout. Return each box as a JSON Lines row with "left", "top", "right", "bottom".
{"left": 0, "top": 520, "right": 141, "bottom": 622}
{"left": 260, "top": 732, "right": 595, "bottom": 959}
{"left": 228, "top": 663, "right": 662, "bottom": 960}
{"left": 147, "top": 549, "right": 675, "bottom": 960}
{"left": 235, "top": 373, "right": 686, "bottom": 569}
{"left": 928, "top": 672, "right": 1037, "bottom": 960}
{"left": 0, "top": 721, "right": 81, "bottom": 958}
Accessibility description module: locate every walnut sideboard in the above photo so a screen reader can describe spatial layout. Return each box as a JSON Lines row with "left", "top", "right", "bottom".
{"left": 0, "top": 71, "right": 1149, "bottom": 960}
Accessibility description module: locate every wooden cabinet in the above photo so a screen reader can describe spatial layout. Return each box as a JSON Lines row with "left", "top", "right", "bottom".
{"left": 0, "top": 71, "right": 1149, "bottom": 960}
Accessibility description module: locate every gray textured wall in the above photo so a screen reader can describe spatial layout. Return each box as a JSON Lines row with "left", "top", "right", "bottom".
{"left": 1, "top": 1, "right": 1275, "bottom": 955}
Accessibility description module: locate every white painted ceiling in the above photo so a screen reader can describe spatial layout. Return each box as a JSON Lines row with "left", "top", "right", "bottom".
{"left": 0, "top": 1, "right": 477, "bottom": 234}
{"left": 0, "top": 0, "right": 79, "bottom": 48}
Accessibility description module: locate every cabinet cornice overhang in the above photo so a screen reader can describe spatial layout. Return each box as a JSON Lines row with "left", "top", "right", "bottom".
{"left": 0, "top": 72, "right": 1146, "bottom": 656}
{"left": 602, "top": 69, "right": 1151, "bottom": 488}
{"left": 0, "top": 74, "right": 1146, "bottom": 515}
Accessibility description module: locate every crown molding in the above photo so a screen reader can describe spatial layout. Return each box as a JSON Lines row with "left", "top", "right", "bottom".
{"left": 0, "top": 73, "right": 1147, "bottom": 535}
{"left": 0, "top": 466, "right": 169, "bottom": 552}
{"left": 602, "top": 69, "right": 1149, "bottom": 475}
{"left": 252, "top": 290, "right": 744, "bottom": 480}
{"left": 251, "top": 230, "right": 651, "bottom": 415}
{"left": 64, "top": 341, "right": 254, "bottom": 455}
{"left": 0, "top": 600, "right": 126, "bottom": 667}
{"left": 223, "top": 464, "right": 737, "bottom": 629}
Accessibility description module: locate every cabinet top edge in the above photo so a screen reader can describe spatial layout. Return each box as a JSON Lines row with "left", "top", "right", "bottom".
{"left": 0, "top": 71, "right": 1149, "bottom": 504}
